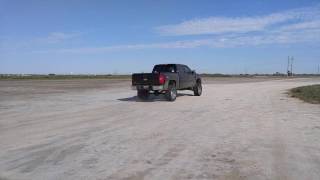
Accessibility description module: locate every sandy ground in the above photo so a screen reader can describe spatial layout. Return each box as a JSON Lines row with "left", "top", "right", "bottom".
{"left": 0, "top": 78, "right": 320, "bottom": 180}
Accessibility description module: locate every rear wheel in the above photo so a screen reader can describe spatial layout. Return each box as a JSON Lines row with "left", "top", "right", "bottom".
{"left": 137, "top": 90, "right": 149, "bottom": 100}
{"left": 166, "top": 83, "right": 177, "bottom": 101}
{"left": 194, "top": 81, "right": 202, "bottom": 96}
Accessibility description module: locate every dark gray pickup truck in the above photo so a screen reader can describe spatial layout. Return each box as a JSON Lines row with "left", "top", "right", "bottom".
{"left": 132, "top": 64, "right": 202, "bottom": 101}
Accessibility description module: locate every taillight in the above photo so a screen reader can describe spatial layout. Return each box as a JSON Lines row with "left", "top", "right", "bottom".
{"left": 159, "top": 74, "right": 166, "bottom": 85}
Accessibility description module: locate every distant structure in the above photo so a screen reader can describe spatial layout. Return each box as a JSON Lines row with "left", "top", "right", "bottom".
{"left": 287, "top": 56, "right": 290, "bottom": 76}
{"left": 287, "top": 56, "right": 294, "bottom": 77}
{"left": 291, "top": 56, "right": 294, "bottom": 76}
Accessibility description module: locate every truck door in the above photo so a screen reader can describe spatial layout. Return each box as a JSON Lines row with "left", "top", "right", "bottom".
{"left": 177, "top": 65, "right": 187, "bottom": 89}
{"left": 183, "top": 65, "right": 195, "bottom": 88}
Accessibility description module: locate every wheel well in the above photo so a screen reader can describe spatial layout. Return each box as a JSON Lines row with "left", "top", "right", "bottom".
{"left": 169, "top": 80, "right": 176, "bottom": 85}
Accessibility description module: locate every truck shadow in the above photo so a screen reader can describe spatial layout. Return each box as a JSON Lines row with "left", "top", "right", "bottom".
{"left": 118, "top": 93, "right": 193, "bottom": 102}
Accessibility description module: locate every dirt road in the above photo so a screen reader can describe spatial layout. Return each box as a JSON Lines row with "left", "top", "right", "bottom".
{"left": 0, "top": 78, "right": 320, "bottom": 180}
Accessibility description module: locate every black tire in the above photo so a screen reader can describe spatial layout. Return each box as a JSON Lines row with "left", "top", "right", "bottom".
{"left": 137, "top": 90, "right": 149, "bottom": 100}
{"left": 194, "top": 81, "right": 202, "bottom": 96}
{"left": 165, "top": 83, "right": 177, "bottom": 101}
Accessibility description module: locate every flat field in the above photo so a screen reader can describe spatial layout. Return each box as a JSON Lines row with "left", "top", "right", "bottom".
{"left": 0, "top": 77, "right": 320, "bottom": 180}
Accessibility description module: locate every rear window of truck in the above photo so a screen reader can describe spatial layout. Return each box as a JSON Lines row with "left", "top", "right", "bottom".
{"left": 152, "top": 65, "right": 176, "bottom": 73}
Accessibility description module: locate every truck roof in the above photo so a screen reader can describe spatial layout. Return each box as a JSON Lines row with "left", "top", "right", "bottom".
{"left": 155, "top": 64, "right": 186, "bottom": 66}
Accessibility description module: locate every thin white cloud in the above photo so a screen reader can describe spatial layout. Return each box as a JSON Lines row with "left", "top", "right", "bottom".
{"left": 0, "top": 32, "right": 81, "bottom": 51}
{"left": 279, "top": 20, "right": 320, "bottom": 31}
{"left": 34, "top": 41, "right": 207, "bottom": 53}
{"left": 156, "top": 6, "right": 320, "bottom": 36}
{"left": 35, "top": 32, "right": 81, "bottom": 44}
{"left": 34, "top": 28, "right": 320, "bottom": 54}
{"left": 0, "top": 32, "right": 82, "bottom": 52}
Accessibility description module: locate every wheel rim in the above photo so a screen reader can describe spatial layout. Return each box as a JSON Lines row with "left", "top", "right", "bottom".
{"left": 171, "top": 88, "right": 177, "bottom": 99}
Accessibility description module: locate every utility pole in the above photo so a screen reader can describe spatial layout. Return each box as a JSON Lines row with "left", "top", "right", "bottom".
{"left": 290, "top": 56, "right": 294, "bottom": 76}
{"left": 318, "top": 64, "right": 320, "bottom": 75}
{"left": 287, "top": 56, "right": 290, "bottom": 77}
{"left": 287, "top": 56, "right": 294, "bottom": 77}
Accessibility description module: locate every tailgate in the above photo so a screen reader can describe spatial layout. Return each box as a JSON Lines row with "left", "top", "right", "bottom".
{"left": 132, "top": 73, "right": 160, "bottom": 85}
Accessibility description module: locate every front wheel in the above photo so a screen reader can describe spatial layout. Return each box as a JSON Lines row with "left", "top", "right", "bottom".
{"left": 165, "top": 83, "right": 177, "bottom": 101}
{"left": 193, "top": 81, "right": 202, "bottom": 96}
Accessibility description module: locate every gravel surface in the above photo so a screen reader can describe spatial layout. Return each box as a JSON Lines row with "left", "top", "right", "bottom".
{"left": 0, "top": 78, "right": 320, "bottom": 180}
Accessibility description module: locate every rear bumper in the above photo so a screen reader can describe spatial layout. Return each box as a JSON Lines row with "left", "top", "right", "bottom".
{"left": 132, "top": 85, "right": 165, "bottom": 91}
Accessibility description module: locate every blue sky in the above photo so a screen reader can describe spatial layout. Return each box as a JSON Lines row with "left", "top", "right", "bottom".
{"left": 1, "top": 0, "right": 320, "bottom": 74}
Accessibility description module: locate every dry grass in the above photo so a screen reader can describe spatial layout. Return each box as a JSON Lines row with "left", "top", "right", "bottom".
{"left": 290, "top": 84, "right": 320, "bottom": 104}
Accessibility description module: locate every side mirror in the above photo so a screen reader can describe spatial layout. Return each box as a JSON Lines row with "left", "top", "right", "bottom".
{"left": 191, "top": 70, "right": 195, "bottom": 74}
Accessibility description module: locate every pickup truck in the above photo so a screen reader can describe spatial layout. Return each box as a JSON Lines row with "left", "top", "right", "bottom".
{"left": 132, "top": 64, "right": 202, "bottom": 101}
